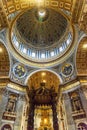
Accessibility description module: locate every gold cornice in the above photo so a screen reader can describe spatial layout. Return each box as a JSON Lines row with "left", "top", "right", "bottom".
{"left": 0, "top": 78, "right": 26, "bottom": 93}
{"left": 7, "top": 83, "right": 26, "bottom": 93}
{"left": 60, "top": 76, "right": 87, "bottom": 92}
{"left": 61, "top": 81, "right": 80, "bottom": 92}
{"left": 60, "top": 77, "right": 81, "bottom": 92}
{"left": 77, "top": 76, "right": 87, "bottom": 85}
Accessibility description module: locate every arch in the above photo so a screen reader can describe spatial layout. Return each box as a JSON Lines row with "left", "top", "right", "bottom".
{"left": 25, "top": 69, "right": 63, "bottom": 86}
{"left": 0, "top": 41, "right": 10, "bottom": 77}
{"left": 76, "top": 37, "right": 87, "bottom": 75}
{"left": 25, "top": 69, "right": 62, "bottom": 93}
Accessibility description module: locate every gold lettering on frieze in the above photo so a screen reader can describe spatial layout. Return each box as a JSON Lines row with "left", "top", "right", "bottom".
{"left": 61, "top": 81, "right": 80, "bottom": 92}
{"left": 7, "top": 83, "right": 26, "bottom": 92}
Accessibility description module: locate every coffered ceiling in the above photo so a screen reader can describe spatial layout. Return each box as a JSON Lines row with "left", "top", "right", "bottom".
{"left": 0, "top": 0, "right": 86, "bottom": 30}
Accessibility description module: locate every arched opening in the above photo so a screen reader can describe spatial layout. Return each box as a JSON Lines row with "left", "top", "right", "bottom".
{"left": 26, "top": 70, "right": 61, "bottom": 130}
{"left": 76, "top": 37, "right": 87, "bottom": 75}
{"left": 28, "top": 70, "right": 61, "bottom": 92}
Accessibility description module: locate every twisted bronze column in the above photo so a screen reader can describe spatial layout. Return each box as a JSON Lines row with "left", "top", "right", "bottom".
{"left": 52, "top": 97, "right": 59, "bottom": 130}
{"left": 27, "top": 89, "right": 35, "bottom": 130}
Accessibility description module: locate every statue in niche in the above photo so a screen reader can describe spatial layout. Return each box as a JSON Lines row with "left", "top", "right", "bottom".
{"left": 6, "top": 100, "right": 15, "bottom": 112}
{"left": 70, "top": 92, "right": 82, "bottom": 111}
{"left": 73, "top": 99, "right": 82, "bottom": 111}
{"left": 5, "top": 94, "right": 17, "bottom": 113}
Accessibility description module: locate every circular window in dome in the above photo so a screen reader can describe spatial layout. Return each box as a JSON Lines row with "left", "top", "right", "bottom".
{"left": 10, "top": 7, "right": 73, "bottom": 66}
{"left": 13, "top": 63, "right": 26, "bottom": 78}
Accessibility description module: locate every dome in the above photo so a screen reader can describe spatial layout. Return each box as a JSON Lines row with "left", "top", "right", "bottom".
{"left": 16, "top": 7, "right": 67, "bottom": 48}
{"left": 10, "top": 7, "right": 73, "bottom": 64}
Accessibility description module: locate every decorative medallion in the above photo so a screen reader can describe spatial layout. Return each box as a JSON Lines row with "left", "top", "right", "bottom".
{"left": 35, "top": 8, "right": 49, "bottom": 22}
{"left": 13, "top": 63, "right": 26, "bottom": 78}
{"left": 61, "top": 63, "right": 73, "bottom": 77}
